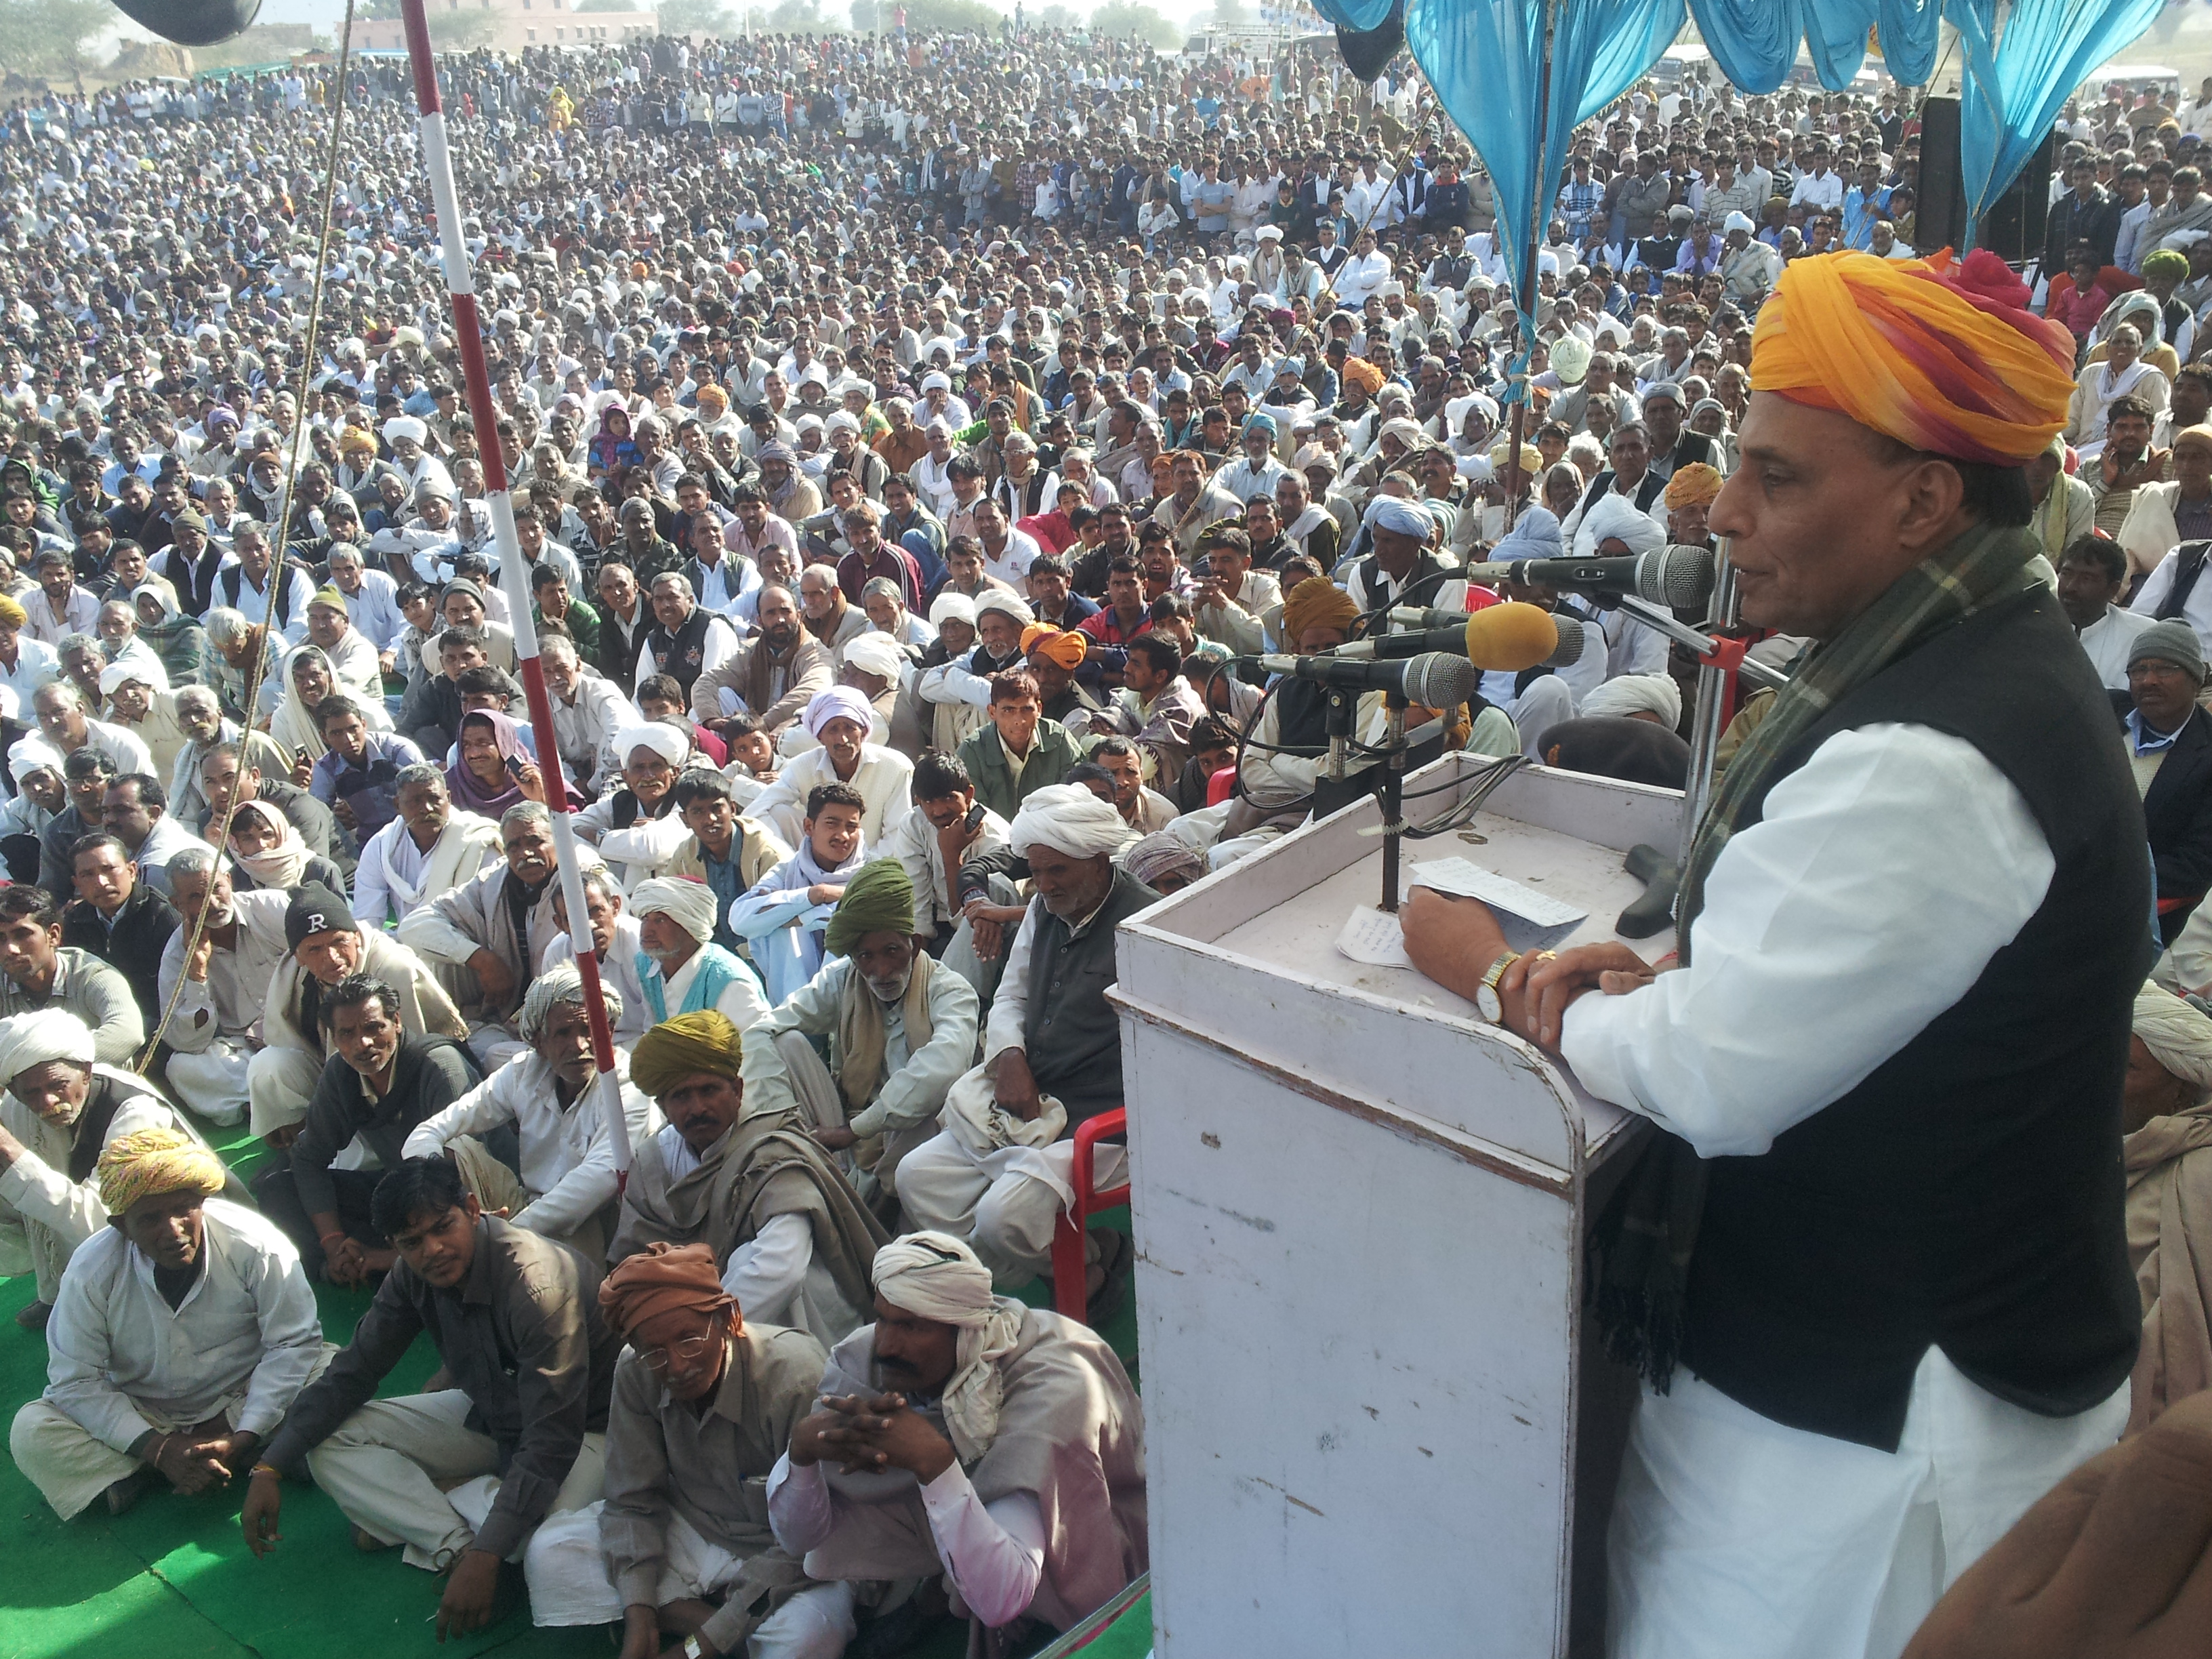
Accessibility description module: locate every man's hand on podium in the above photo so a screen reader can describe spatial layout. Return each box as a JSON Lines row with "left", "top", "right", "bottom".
{"left": 1402, "top": 889, "right": 1656, "bottom": 1046}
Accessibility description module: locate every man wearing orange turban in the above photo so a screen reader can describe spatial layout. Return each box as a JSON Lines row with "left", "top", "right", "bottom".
{"left": 1403, "top": 249, "right": 2148, "bottom": 1658}
{"left": 518, "top": 1239, "right": 857, "bottom": 1651}
{"left": 1662, "top": 461, "right": 1725, "bottom": 547}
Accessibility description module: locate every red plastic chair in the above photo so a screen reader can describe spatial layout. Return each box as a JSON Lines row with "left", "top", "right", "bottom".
{"left": 1051, "top": 1108, "right": 1129, "bottom": 1322}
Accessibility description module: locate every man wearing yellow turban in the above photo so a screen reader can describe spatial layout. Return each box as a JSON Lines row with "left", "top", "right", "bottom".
{"left": 615, "top": 1009, "right": 886, "bottom": 1349}
{"left": 1403, "top": 249, "right": 2150, "bottom": 1656}
{"left": 11, "top": 1126, "right": 322, "bottom": 1523}
{"left": 1662, "top": 461, "right": 1725, "bottom": 547}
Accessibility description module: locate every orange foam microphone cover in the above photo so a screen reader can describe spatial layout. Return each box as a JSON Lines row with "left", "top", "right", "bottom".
{"left": 1461, "top": 601, "right": 1559, "bottom": 672}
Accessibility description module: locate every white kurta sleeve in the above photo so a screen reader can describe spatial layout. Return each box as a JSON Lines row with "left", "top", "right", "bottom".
{"left": 43, "top": 1252, "right": 157, "bottom": 1452}
{"left": 721, "top": 1209, "right": 813, "bottom": 1314}
{"left": 594, "top": 811, "right": 693, "bottom": 869}
{"left": 981, "top": 902, "right": 1040, "bottom": 1067}
{"left": 916, "top": 1462, "right": 1048, "bottom": 1629}
{"left": 766, "top": 1452, "right": 836, "bottom": 1553}
{"left": 401, "top": 1063, "right": 517, "bottom": 1157}
{"left": 1559, "top": 724, "right": 2055, "bottom": 1158}
{"left": 235, "top": 1231, "right": 325, "bottom": 1439}
{"left": 850, "top": 967, "right": 980, "bottom": 1139}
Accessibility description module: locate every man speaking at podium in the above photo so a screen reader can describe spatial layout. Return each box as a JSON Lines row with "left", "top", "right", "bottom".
{"left": 1404, "top": 250, "right": 2149, "bottom": 1659}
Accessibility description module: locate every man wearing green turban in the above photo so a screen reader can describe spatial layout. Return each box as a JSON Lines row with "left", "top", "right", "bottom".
{"left": 614, "top": 1009, "right": 890, "bottom": 1348}
{"left": 743, "top": 859, "right": 980, "bottom": 1211}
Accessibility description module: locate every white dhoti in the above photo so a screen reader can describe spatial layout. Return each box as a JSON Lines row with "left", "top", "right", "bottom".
{"left": 770, "top": 1029, "right": 938, "bottom": 1200}
{"left": 895, "top": 1126, "right": 1125, "bottom": 1289}
{"left": 441, "top": 1136, "right": 611, "bottom": 1265}
{"left": 164, "top": 1040, "right": 255, "bottom": 1128}
{"left": 524, "top": 1500, "right": 856, "bottom": 1654}
{"left": 247, "top": 1046, "right": 327, "bottom": 1139}
{"left": 9, "top": 1345, "right": 333, "bottom": 1521}
{"left": 466, "top": 1021, "right": 530, "bottom": 1076}
{"left": 305, "top": 1388, "right": 606, "bottom": 1572}
{"left": 1606, "top": 1347, "right": 2130, "bottom": 1659}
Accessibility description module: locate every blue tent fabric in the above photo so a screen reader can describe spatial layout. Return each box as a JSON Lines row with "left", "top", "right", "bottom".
{"left": 1944, "top": 0, "right": 2167, "bottom": 250}
{"left": 1298, "top": 0, "right": 2157, "bottom": 289}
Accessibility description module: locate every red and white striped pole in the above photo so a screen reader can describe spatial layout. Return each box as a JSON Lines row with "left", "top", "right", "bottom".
{"left": 398, "top": 5, "right": 630, "bottom": 1175}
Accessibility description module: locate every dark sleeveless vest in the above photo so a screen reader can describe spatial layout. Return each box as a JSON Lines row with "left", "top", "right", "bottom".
{"left": 644, "top": 607, "right": 718, "bottom": 696}
{"left": 1680, "top": 586, "right": 2148, "bottom": 1449}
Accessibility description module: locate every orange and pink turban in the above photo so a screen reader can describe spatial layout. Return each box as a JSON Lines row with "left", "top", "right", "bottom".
{"left": 1749, "top": 249, "right": 2076, "bottom": 467}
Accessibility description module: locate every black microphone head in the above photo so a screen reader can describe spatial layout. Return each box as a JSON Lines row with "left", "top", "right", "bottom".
{"left": 1399, "top": 651, "right": 1481, "bottom": 710}
{"left": 111, "top": 0, "right": 262, "bottom": 46}
{"left": 1635, "top": 544, "right": 1717, "bottom": 608}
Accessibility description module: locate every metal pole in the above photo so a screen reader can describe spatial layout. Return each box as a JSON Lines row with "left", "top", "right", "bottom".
{"left": 399, "top": 0, "right": 630, "bottom": 1175}
{"left": 1675, "top": 541, "right": 1742, "bottom": 867}
{"left": 1502, "top": 0, "right": 1555, "bottom": 533}
{"left": 1379, "top": 700, "right": 1407, "bottom": 913}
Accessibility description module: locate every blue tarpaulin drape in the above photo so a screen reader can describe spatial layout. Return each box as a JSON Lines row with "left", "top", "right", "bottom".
{"left": 1299, "top": 0, "right": 2158, "bottom": 300}
{"left": 1944, "top": 0, "right": 2167, "bottom": 250}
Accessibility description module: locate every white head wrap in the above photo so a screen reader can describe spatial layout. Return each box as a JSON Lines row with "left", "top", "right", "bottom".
{"left": 615, "top": 722, "right": 689, "bottom": 771}
{"left": 1581, "top": 674, "right": 1684, "bottom": 729}
{"left": 1378, "top": 417, "right": 1427, "bottom": 451}
{"left": 1580, "top": 491, "right": 1666, "bottom": 556}
{"left": 930, "top": 592, "right": 977, "bottom": 628}
{"left": 842, "top": 631, "right": 907, "bottom": 680}
{"left": 8, "top": 735, "right": 64, "bottom": 781}
{"left": 803, "top": 686, "right": 876, "bottom": 737}
{"left": 973, "top": 590, "right": 1036, "bottom": 630}
{"left": 382, "top": 415, "right": 428, "bottom": 445}
{"left": 873, "top": 1231, "right": 1028, "bottom": 1463}
{"left": 1365, "top": 494, "right": 1436, "bottom": 541}
{"left": 517, "top": 960, "right": 624, "bottom": 1046}
{"left": 1723, "top": 210, "right": 1756, "bottom": 234}
{"left": 630, "top": 876, "right": 719, "bottom": 945}
{"left": 0, "top": 1009, "right": 96, "bottom": 1087}
{"left": 1010, "top": 783, "right": 1134, "bottom": 861}
{"left": 98, "top": 660, "right": 156, "bottom": 697}
{"left": 2133, "top": 981, "right": 2212, "bottom": 1100}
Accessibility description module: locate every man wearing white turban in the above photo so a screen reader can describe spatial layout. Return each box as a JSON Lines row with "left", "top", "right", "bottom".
{"left": 1563, "top": 489, "right": 1675, "bottom": 678}
{"left": 628, "top": 876, "right": 771, "bottom": 1032}
{"left": 897, "top": 786, "right": 1156, "bottom": 1296}
{"left": 1581, "top": 674, "right": 1685, "bottom": 729}
{"left": 380, "top": 415, "right": 453, "bottom": 504}
{"left": 1342, "top": 490, "right": 1460, "bottom": 616}
{"left": 766, "top": 1231, "right": 1147, "bottom": 1648}
{"left": 743, "top": 688, "right": 915, "bottom": 851}
{"left": 0, "top": 1009, "right": 222, "bottom": 1328}
{"left": 402, "top": 963, "right": 660, "bottom": 1261}
{"left": 573, "top": 722, "right": 695, "bottom": 890}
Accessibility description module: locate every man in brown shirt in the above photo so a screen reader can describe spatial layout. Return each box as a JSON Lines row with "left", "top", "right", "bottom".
{"left": 243, "top": 1157, "right": 621, "bottom": 1640}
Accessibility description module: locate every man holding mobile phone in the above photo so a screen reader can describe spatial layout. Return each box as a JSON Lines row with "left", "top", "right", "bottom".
{"left": 879, "top": 751, "right": 1011, "bottom": 957}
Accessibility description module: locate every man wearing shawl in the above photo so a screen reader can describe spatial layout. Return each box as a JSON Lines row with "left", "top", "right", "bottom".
{"left": 400, "top": 801, "right": 605, "bottom": 1069}
{"left": 245, "top": 883, "right": 472, "bottom": 1147}
{"left": 612, "top": 1011, "right": 887, "bottom": 1351}
{"left": 402, "top": 964, "right": 659, "bottom": 1263}
{"left": 0, "top": 1009, "right": 232, "bottom": 1328}
{"left": 741, "top": 861, "right": 979, "bottom": 1206}
{"left": 11, "top": 1126, "right": 323, "bottom": 1521}
{"left": 1402, "top": 249, "right": 2150, "bottom": 1658}
{"left": 764, "top": 1232, "right": 1145, "bottom": 1650}
{"left": 352, "top": 764, "right": 503, "bottom": 930}
{"left": 729, "top": 783, "right": 870, "bottom": 1006}
{"left": 520, "top": 1243, "right": 854, "bottom": 1654}
{"left": 745, "top": 687, "right": 916, "bottom": 851}
{"left": 899, "top": 787, "right": 1154, "bottom": 1294}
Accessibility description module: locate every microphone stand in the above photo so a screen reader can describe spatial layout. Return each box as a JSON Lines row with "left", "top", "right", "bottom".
{"left": 1605, "top": 547, "right": 1764, "bottom": 937}
{"left": 1379, "top": 695, "right": 1409, "bottom": 913}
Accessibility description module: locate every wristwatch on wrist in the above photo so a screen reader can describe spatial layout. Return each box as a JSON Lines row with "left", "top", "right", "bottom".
{"left": 1475, "top": 948, "right": 1522, "bottom": 1022}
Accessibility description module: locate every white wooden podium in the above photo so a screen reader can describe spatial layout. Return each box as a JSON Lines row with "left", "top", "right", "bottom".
{"left": 1110, "top": 752, "right": 1681, "bottom": 1658}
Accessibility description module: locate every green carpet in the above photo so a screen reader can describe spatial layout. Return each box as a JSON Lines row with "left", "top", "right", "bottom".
{"left": 1, "top": 1119, "right": 1138, "bottom": 1659}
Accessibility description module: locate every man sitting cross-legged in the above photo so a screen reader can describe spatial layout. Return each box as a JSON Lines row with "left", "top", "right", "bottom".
{"left": 765, "top": 1233, "right": 1146, "bottom": 1654}
{"left": 0, "top": 1009, "right": 234, "bottom": 1332}
{"left": 615, "top": 1011, "right": 888, "bottom": 1349}
{"left": 11, "top": 1127, "right": 325, "bottom": 1520}
{"left": 252, "top": 973, "right": 484, "bottom": 1284}
{"left": 898, "top": 785, "right": 1157, "bottom": 1295}
{"left": 520, "top": 1243, "right": 857, "bottom": 1656}
{"left": 402, "top": 963, "right": 660, "bottom": 1263}
{"left": 244, "top": 1156, "right": 623, "bottom": 1640}
{"left": 741, "top": 860, "right": 979, "bottom": 1209}
{"left": 630, "top": 876, "right": 773, "bottom": 1032}
{"left": 248, "top": 882, "right": 471, "bottom": 1150}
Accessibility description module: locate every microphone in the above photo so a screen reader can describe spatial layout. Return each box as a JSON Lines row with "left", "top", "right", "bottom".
{"left": 110, "top": 0, "right": 264, "bottom": 46}
{"left": 1330, "top": 600, "right": 1573, "bottom": 667}
{"left": 1254, "top": 651, "right": 1482, "bottom": 710}
{"left": 1463, "top": 544, "right": 1716, "bottom": 608}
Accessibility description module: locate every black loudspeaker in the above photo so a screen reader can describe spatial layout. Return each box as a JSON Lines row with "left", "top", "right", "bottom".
{"left": 107, "top": 0, "right": 262, "bottom": 47}
{"left": 1916, "top": 95, "right": 2055, "bottom": 267}
{"left": 1335, "top": 0, "right": 1406, "bottom": 84}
